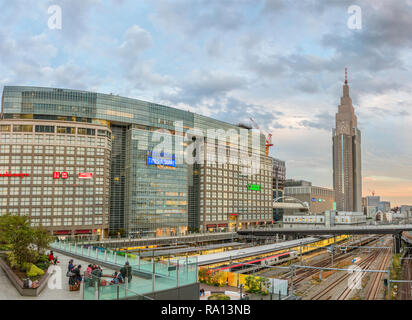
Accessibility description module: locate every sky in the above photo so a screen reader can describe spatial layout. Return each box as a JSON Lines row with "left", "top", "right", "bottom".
{"left": 1, "top": 0, "right": 412, "bottom": 206}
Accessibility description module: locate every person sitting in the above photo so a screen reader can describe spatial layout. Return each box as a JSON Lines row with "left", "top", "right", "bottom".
{"left": 48, "top": 251, "right": 58, "bottom": 265}
{"left": 91, "top": 265, "right": 102, "bottom": 287}
{"left": 84, "top": 264, "right": 93, "bottom": 286}
{"left": 111, "top": 271, "right": 120, "bottom": 285}
{"left": 69, "top": 265, "right": 82, "bottom": 291}
{"left": 117, "top": 272, "right": 124, "bottom": 284}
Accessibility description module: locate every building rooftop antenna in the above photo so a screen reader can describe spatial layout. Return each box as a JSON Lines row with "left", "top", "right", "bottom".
{"left": 345, "top": 68, "right": 348, "bottom": 85}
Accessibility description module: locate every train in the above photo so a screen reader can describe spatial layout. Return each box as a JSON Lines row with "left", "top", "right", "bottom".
{"left": 212, "top": 250, "right": 298, "bottom": 274}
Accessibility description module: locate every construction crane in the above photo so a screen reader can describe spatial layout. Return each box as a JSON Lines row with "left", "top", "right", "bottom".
{"left": 249, "top": 117, "right": 274, "bottom": 156}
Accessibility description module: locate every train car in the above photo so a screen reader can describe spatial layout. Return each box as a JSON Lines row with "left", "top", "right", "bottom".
{"left": 213, "top": 251, "right": 298, "bottom": 274}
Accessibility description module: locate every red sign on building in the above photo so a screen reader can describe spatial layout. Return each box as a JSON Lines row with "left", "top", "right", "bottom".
{"left": 54, "top": 230, "right": 71, "bottom": 235}
{"left": 75, "top": 229, "right": 92, "bottom": 234}
{"left": 53, "top": 172, "right": 68, "bottom": 179}
{"left": 78, "top": 172, "right": 93, "bottom": 179}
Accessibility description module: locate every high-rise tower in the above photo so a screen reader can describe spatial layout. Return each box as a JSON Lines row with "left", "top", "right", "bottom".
{"left": 333, "top": 69, "right": 362, "bottom": 212}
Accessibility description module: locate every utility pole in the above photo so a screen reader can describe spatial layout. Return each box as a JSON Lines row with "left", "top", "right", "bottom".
{"left": 289, "top": 265, "right": 295, "bottom": 296}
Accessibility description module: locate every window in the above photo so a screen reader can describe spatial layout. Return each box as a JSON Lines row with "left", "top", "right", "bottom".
{"left": 35, "top": 125, "right": 54, "bottom": 133}
{"left": 0, "top": 125, "right": 11, "bottom": 132}
{"left": 13, "top": 125, "right": 33, "bottom": 132}
{"left": 57, "top": 127, "right": 75, "bottom": 134}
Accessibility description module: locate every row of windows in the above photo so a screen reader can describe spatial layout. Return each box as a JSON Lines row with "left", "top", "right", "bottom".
{"left": 200, "top": 183, "right": 271, "bottom": 195}
{"left": 0, "top": 207, "right": 108, "bottom": 217}
{"left": 7, "top": 207, "right": 106, "bottom": 215}
{"left": 200, "top": 214, "right": 271, "bottom": 222}
{"left": 0, "top": 124, "right": 111, "bottom": 138}
{"left": 0, "top": 167, "right": 106, "bottom": 176}
{"left": 1, "top": 197, "right": 107, "bottom": 205}
{"left": 203, "top": 168, "right": 271, "bottom": 180}
{"left": 0, "top": 179, "right": 109, "bottom": 187}
{"left": 0, "top": 134, "right": 109, "bottom": 147}
{"left": 2, "top": 187, "right": 106, "bottom": 195}
{"left": 200, "top": 193, "right": 272, "bottom": 201}
{"left": 29, "top": 217, "right": 106, "bottom": 227}
{"left": 0, "top": 155, "right": 107, "bottom": 166}
{"left": 0, "top": 145, "right": 107, "bottom": 156}
{"left": 201, "top": 207, "right": 270, "bottom": 214}
{"left": 205, "top": 161, "right": 272, "bottom": 172}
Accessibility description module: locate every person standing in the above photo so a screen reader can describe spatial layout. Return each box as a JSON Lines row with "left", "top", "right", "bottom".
{"left": 120, "top": 262, "right": 132, "bottom": 283}
{"left": 84, "top": 264, "right": 93, "bottom": 287}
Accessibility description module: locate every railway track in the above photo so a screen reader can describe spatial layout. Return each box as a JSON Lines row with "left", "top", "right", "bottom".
{"left": 285, "top": 236, "right": 385, "bottom": 289}
{"left": 400, "top": 252, "right": 412, "bottom": 300}
{"left": 311, "top": 250, "right": 380, "bottom": 300}
{"left": 365, "top": 247, "right": 391, "bottom": 300}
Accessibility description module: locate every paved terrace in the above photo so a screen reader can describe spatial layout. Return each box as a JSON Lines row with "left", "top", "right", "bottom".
{"left": 0, "top": 252, "right": 115, "bottom": 300}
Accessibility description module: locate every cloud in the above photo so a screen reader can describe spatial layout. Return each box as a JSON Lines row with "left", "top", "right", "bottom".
{"left": 159, "top": 70, "right": 248, "bottom": 105}
{"left": 150, "top": 0, "right": 253, "bottom": 36}
{"left": 119, "top": 25, "right": 152, "bottom": 58}
{"left": 298, "top": 113, "right": 334, "bottom": 131}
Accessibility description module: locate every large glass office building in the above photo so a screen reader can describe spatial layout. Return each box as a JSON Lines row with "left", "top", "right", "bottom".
{"left": 1, "top": 86, "right": 273, "bottom": 237}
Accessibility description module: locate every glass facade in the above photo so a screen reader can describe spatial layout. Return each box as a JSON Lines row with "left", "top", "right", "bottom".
{"left": 1, "top": 86, "right": 272, "bottom": 236}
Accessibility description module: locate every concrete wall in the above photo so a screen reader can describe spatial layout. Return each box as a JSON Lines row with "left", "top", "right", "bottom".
{"left": 0, "top": 257, "right": 51, "bottom": 296}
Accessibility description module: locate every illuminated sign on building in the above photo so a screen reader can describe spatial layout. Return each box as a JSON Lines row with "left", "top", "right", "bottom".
{"left": 311, "top": 198, "right": 316, "bottom": 202}
{"left": 0, "top": 172, "right": 29, "bottom": 178}
{"left": 78, "top": 173, "right": 93, "bottom": 179}
{"left": 147, "top": 151, "right": 176, "bottom": 167}
{"left": 247, "top": 184, "right": 261, "bottom": 191}
{"left": 53, "top": 172, "right": 68, "bottom": 179}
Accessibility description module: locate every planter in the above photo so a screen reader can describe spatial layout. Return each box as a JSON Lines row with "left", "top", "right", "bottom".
{"left": 0, "top": 257, "right": 52, "bottom": 297}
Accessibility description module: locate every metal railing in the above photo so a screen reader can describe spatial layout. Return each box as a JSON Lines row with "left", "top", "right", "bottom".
{"left": 82, "top": 272, "right": 154, "bottom": 300}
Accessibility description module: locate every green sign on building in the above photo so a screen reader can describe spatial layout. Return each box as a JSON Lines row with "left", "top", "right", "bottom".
{"left": 247, "top": 184, "right": 261, "bottom": 191}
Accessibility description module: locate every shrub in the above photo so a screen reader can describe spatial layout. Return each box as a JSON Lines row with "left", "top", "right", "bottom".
{"left": 38, "top": 254, "right": 50, "bottom": 263}
{"left": 27, "top": 263, "right": 45, "bottom": 278}
{"left": 208, "top": 294, "right": 230, "bottom": 300}
{"left": 6, "top": 252, "right": 19, "bottom": 269}
{"left": 36, "top": 262, "right": 48, "bottom": 271}
{"left": 0, "top": 244, "right": 12, "bottom": 251}
{"left": 20, "top": 262, "right": 31, "bottom": 272}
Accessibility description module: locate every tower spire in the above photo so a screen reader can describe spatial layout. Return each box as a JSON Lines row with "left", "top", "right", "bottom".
{"left": 345, "top": 68, "right": 348, "bottom": 84}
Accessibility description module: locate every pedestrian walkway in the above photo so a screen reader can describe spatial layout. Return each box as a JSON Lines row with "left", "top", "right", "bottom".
{"left": 0, "top": 252, "right": 115, "bottom": 300}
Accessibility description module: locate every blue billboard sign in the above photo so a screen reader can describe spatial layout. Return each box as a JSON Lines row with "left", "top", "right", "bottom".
{"left": 147, "top": 151, "right": 176, "bottom": 167}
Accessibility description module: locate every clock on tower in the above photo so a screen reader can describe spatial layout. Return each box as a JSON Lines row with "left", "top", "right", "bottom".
{"left": 337, "top": 120, "right": 349, "bottom": 135}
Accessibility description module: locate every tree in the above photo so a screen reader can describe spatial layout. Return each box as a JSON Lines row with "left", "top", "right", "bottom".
{"left": 32, "top": 227, "right": 52, "bottom": 254}
{"left": 8, "top": 218, "right": 36, "bottom": 266}
{"left": 0, "top": 215, "right": 40, "bottom": 266}
{"left": 0, "top": 214, "right": 29, "bottom": 244}
{"left": 245, "top": 275, "right": 261, "bottom": 293}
